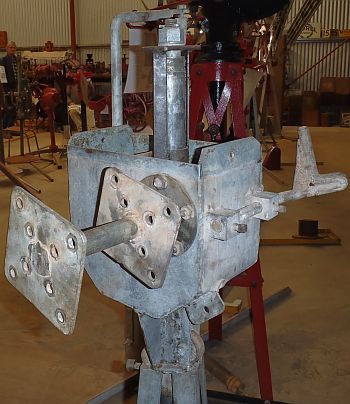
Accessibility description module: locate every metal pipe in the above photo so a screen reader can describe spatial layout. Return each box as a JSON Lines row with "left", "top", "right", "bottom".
{"left": 69, "top": 0, "right": 77, "bottom": 59}
{"left": 111, "top": 9, "right": 177, "bottom": 126}
{"left": 288, "top": 37, "right": 350, "bottom": 87}
{"left": 167, "top": 50, "right": 188, "bottom": 162}
{"left": 84, "top": 219, "right": 138, "bottom": 256}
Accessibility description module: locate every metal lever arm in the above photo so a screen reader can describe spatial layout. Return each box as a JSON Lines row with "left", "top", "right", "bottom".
{"left": 278, "top": 126, "right": 348, "bottom": 203}
{"left": 252, "top": 126, "right": 348, "bottom": 221}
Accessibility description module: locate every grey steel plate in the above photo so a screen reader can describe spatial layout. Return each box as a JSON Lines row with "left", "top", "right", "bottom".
{"left": 96, "top": 168, "right": 182, "bottom": 288}
{"left": 5, "top": 187, "right": 87, "bottom": 335}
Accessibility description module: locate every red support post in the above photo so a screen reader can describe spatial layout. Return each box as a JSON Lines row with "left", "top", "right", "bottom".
{"left": 248, "top": 261, "right": 273, "bottom": 400}
{"left": 208, "top": 260, "right": 274, "bottom": 401}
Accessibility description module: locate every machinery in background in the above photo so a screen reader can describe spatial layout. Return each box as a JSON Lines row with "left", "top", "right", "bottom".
{"left": 188, "top": 0, "right": 290, "bottom": 142}
{"left": 4, "top": 4, "right": 348, "bottom": 404}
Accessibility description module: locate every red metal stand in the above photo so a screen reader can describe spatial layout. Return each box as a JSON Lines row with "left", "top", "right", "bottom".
{"left": 189, "top": 62, "right": 246, "bottom": 141}
{"left": 189, "top": 59, "right": 273, "bottom": 401}
{"left": 208, "top": 260, "right": 273, "bottom": 401}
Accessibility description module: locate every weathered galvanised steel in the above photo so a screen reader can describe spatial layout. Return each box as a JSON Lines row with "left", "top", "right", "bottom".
{"left": 4, "top": 6, "right": 348, "bottom": 404}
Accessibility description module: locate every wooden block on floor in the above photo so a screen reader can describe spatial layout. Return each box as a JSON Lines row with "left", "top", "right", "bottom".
{"left": 260, "top": 229, "right": 341, "bottom": 246}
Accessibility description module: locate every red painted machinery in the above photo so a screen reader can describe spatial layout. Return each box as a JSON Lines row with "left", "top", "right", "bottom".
{"left": 187, "top": 0, "right": 289, "bottom": 400}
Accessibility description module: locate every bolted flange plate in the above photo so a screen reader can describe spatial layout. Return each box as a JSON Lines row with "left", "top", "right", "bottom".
{"left": 96, "top": 168, "right": 182, "bottom": 288}
{"left": 5, "top": 187, "right": 87, "bottom": 335}
{"left": 142, "top": 174, "right": 197, "bottom": 255}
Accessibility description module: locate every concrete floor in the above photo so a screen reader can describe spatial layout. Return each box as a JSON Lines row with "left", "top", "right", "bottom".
{"left": 0, "top": 126, "right": 349, "bottom": 403}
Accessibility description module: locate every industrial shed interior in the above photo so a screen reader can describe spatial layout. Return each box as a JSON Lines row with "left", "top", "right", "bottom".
{"left": 0, "top": 1, "right": 350, "bottom": 403}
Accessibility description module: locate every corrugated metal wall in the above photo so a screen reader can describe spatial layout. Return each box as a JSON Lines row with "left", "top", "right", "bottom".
{"left": 287, "top": 0, "right": 350, "bottom": 91}
{"left": 0, "top": 0, "right": 157, "bottom": 63}
{"left": 1, "top": 0, "right": 348, "bottom": 85}
{"left": 76, "top": 0, "right": 157, "bottom": 64}
{"left": 0, "top": 0, "right": 70, "bottom": 47}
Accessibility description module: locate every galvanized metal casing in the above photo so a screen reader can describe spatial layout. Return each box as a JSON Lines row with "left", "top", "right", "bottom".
{"left": 68, "top": 126, "right": 261, "bottom": 318}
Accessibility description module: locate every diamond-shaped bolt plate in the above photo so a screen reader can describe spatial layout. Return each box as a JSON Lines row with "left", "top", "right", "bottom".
{"left": 5, "top": 187, "right": 87, "bottom": 335}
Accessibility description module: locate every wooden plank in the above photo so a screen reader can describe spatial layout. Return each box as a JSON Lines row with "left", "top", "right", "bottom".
{"left": 260, "top": 229, "right": 341, "bottom": 246}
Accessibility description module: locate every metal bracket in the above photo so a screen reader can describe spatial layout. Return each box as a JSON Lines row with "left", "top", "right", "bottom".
{"left": 96, "top": 168, "right": 182, "bottom": 288}
{"left": 186, "top": 292, "right": 225, "bottom": 324}
{"left": 5, "top": 187, "right": 87, "bottom": 335}
{"left": 208, "top": 203, "right": 262, "bottom": 241}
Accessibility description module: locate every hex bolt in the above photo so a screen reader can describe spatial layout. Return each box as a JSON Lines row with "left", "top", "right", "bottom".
{"left": 211, "top": 219, "right": 223, "bottom": 233}
{"left": 277, "top": 205, "right": 287, "bottom": 214}
{"left": 25, "top": 223, "right": 34, "bottom": 238}
{"left": 126, "top": 359, "right": 141, "bottom": 372}
{"left": 45, "top": 280, "right": 54, "bottom": 297}
{"left": 153, "top": 175, "right": 168, "bottom": 190}
{"left": 16, "top": 197, "right": 24, "bottom": 210}
{"left": 21, "top": 257, "right": 31, "bottom": 274}
{"left": 172, "top": 240, "right": 184, "bottom": 256}
{"left": 9, "top": 266, "right": 17, "bottom": 279}
{"left": 56, "top": 310, "right": 65, "bottom": 324}
{"left": 50, "top": 244, "right": 59, "bottom": 259}
{"left": 180, "top": 205, "right": 194, "bottom": 220}
{"left": 66, "top": 234, "right": 77, "bottom": 251}
{"left": 233, "top": 223, "right": 248, "bottom": 233}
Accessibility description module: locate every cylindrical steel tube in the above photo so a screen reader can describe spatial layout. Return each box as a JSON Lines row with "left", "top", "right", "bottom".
{"left": 167, "top": 50, "right": 189, "bottom": 162}
{"left": 111, "top": 9, "right": 177, "bottom": 127}
{"left": 84, "top": 219, "right": 138, "bottom": 256}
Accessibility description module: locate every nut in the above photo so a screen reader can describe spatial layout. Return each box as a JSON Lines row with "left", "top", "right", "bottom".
{"left": 172, "top": 241, "right": 184, "bottom": 257}
{"left": 180, "top": 205, "right": 194, "bottom": 221}
{"left": 233, "top": 223, "right": 247, "bottom": 233}
{"left": 126, "top": 359, "right": 141, "bottom": 372}
{"left": 56, "top": 310, "right": 65, "bottom": 324}
{"left": 153, "top": 175, "right": 168, "bottom": 190}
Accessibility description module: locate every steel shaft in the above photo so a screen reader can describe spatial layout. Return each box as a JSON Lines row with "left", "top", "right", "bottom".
{"left": 84, "top": 219, "right": 138, "bottom": 256}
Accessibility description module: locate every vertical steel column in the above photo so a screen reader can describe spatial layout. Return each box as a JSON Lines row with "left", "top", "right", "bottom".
{"left": 153, "top": 49, "right": 188, "bottom": 162}
{"left": 166, "top": 50, "right": 188, "bottom": 162}
{"left": 111, "top": 9, "right": 177, "bottom": 127}
{"left": 153, "top": 52, "right": 168, "bottom": 159}
{"left": 153, "top": 12, "right": 189, "bottom": 163}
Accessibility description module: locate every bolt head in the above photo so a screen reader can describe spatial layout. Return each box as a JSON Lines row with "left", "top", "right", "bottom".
{"left": 173, "top": 241, "right": 184, "bottom": 257}
{"left": 211, "top": 219, "right": 223, "bottom": 233}
{"left": 180, "top": 205, "right": 194, "bottom": 220}
{"left": 234, "top": 223, "right": 248, "bottom": 233}
{"left": 153, "top": 176, "right": 167, "bottom": 190}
